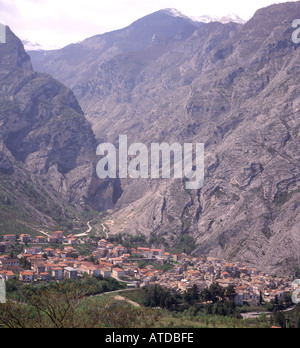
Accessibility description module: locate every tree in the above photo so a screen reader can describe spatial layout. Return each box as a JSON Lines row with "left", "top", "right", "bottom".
{"left": 20, "top": 257, "right": 31, "bottom": 270}
{"left": 273, "top": 310, "right": 286, "bottom": 329}
{"left": 0, "top": 282, "right": 91, "bottom": 328}
{"left": 259, "top": 291, "right": 264, "bottom": 305}
{"left": 88, "top": 302, "right": 161, "bottom": 329}
{"left": 0, "top": 301, "right": 34, "bottom": 328}
{"left": 265, "top": 301, "right": 275, "bottom": 312}
{"left": 225, "top": 285, "right": 237, "bottom": 302}
{"left": 200, "top": 288, "right": 212, "bottom": 303}
{"left": 209, "top": 283, "right": 225, "bottom": 303}
{"left": 283, "top": 293, "right": 292, "bottom": 308}
{"left": 184, "top": 284, "right": 199, "bottom": 306}
{"left": 191, "top": 284, "right": 200, "bottom": 302}
{"left": 183, "top": 290, "right": 193, "bottom": 306}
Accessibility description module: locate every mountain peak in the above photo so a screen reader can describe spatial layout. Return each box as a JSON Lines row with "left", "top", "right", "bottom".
{"left": 0, "top": 26, "right": 32, "bottom": 71}
{"left": 160, "top": 8, "right": 190, "bottom": 19}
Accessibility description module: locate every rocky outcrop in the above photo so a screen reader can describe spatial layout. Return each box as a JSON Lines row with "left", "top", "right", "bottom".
{"left": 0, "top": 27, "right": 104, "bottom": 231}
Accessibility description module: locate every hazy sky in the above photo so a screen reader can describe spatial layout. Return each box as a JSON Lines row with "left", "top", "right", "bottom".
{"left": 0, "top": 0, "right": 299, "bottom": 49}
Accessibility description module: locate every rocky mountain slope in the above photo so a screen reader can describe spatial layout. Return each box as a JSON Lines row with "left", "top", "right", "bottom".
{"left": 0, "top": 27, "right": 105, "bottom": 234}
{"left": 28, "top": 4, "right": 300, "bottom": 274}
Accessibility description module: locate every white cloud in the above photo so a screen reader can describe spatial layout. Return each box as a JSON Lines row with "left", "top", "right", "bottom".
{"left": 0, "top": 0, "right": 298, "bottom": 49}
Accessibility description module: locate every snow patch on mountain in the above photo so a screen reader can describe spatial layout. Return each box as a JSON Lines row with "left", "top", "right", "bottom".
{"left": 160, "top": 8, "right": 196, "bottom": 22}
{"left": 161, "top": 8, "right": 187, "bottom": 17}
{"left": 192, "top": 13, "right": 245, "bottom": 24}
{"left": 160, "top": 8, "right": 245, "bottom": 25}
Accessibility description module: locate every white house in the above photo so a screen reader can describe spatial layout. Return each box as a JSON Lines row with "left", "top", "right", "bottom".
{"left": 52, "top": 267, "right": 63, "bottom": 280}
{"left": 64, "top": 267, "right": 78, "bottom": 280}
{"left": 19, "top": 271, "right": 34, "bottom": 282}
{"left": 100, "top": 267, "right": 111, "bottom": 278}
{"left": 112, "top": 268, "right": 125, "bottom": 279}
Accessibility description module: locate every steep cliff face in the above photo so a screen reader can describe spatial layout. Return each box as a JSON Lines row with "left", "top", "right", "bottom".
{"left": 29, "top": 4, "right": 300, "bottom": 274}
{"left": 0, "top": 27, "right": 103, "bottom": 233}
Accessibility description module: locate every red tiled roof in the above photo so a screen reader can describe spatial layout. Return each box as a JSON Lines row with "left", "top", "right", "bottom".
{"left": 113, "top": 268, "right": 124, "bottom": 272}
{"left": 20, "top": 271, "right": 34, "bottom": 276}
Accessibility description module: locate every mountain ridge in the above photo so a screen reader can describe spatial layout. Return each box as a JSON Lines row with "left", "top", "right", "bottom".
{"left": 10, "top": 3, "right": 300, "bottom": 274}
{"left": 24, "top": 8, "right": 243, "bottom": 51}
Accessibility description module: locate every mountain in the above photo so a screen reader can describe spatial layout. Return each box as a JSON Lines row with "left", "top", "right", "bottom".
{"left": 28, "top": 4, "right": 300, "bottom": 275}
{"left": 29, "top": 9, "right": 200, "bottom": 96}
{"left": 0, "top": 26, "right": 107, "bottom": 235}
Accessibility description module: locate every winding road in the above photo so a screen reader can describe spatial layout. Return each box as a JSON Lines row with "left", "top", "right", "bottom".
{"left": 74, "top": 221, "right": 93, "bottom": 238}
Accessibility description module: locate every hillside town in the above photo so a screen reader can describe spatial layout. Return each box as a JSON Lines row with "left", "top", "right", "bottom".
{"left": 0, "top": 231, "right": 298, "bottom": 307}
